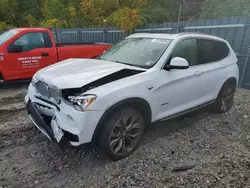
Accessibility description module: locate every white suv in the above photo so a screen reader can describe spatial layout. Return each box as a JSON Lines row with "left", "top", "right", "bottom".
{"left": 25, "top": 33, "right": 239, "bottom": 161}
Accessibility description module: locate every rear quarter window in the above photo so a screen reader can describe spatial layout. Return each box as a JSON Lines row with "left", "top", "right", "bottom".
{"left": 198, "top": 39, "right": 229, "bottom": 64}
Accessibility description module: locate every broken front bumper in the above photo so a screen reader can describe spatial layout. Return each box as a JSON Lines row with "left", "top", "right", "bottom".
{"left": 26, "top": 101, "right": 71, "bottom": 147}
{"left": 25, "top": 83, "right": 104, "bottom": 146}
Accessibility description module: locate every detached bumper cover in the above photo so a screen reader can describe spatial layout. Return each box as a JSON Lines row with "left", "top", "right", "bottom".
{"left": 27, "top": 101, "right": 53, "bottom": 139}
{"left": 27, "top": 101, "right": 71, "bottom": 147}
{"left": 25, "top": 83, "right": 105, "bottom": 146}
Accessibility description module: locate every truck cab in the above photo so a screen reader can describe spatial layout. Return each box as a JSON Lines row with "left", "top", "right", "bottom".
{"left": 0, "top": 28, "right": 58, "bottom": 82}
{"left": 0, "top": 28, "right": 111, "bottom": 82}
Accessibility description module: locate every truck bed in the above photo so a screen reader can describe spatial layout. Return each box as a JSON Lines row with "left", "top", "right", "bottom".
{"left": 56, "top": 42, "right": 111, "bottom": 47}
{"left": 56, "top": 43, "right": 112, "bottom": 61}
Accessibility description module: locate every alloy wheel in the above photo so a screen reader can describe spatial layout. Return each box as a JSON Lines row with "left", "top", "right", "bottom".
{"left": 221, "top": 88, "right": 234, "bottom": 112}
{"left": 109, "top": 115, "right": 142, "bottom": 155}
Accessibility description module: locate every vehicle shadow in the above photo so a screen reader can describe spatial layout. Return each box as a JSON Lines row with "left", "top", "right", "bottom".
{"left": 46, "top": 108, "right": 211, "bottom": 164}
{"left": 20, "top": 107, "right": 213, "bottom": 186}
{"left": 144, "top": 108, "right": 209, "bottom": 140}
{"left": 0, "top": 81, "right": 30, "bottom": 91}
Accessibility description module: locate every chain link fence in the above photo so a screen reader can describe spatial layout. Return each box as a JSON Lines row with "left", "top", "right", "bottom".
{"left": 0, "top": 1, "right": 250, "bottom": 88}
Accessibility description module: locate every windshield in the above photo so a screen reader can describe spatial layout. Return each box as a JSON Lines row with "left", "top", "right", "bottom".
{"left": 0, "top": 30, "right": 19, "bottom": 45}
{"left": 98, "top": 38, "right": 171, "bottom": 69}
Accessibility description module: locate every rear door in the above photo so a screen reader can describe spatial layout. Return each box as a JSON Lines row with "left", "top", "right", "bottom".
{"left": 195, "top": 39, "right": 230, "bottom": 104}
{"left": 4, "top": 31, "right": 57, "bottom": 80}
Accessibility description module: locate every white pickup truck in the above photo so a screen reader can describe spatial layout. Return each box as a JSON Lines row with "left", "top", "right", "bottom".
{"left": 25, "top": 32, "right": 239, "bottom": 161}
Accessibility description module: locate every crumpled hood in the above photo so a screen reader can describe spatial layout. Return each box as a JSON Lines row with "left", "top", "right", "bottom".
{"left": 34, "top": 58, "right": 146, "bottom": 89}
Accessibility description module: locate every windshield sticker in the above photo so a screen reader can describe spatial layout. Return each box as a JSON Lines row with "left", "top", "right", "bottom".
{"left": 145, "top": 61, "right": 154, "bottom": 66}
{"left": 151, "top": 39, "right": 169, "bottom": 44}
{"left": 18, "top": 56, "right": 41, "bottom": 69}
{"left": 0, "top": 53, "right": 4, "bottom": 61}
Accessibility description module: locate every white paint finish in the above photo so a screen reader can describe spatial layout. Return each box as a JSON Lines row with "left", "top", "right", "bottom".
{"left": 34, "top": 58, "right": 146, "bottom": 89}
{"left": 126, "top": 33, "right": 178, "bottom": 40}
{"left": 153, "top": 68, "right": 200, "bottom": 120}
{"left": 169, "top": 57, "right": 189, "bottom": 67}
{"left": 26, "top": 83, "right": 105, "bottom": 144}
{"left": 26, "top": 33, "right": 239, "bottom": 146}
{"left": 51, "top": 119, "right": 64, "bottom": 142}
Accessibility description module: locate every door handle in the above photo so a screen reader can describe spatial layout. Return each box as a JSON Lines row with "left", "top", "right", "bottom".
{"left": 221, "top": 64, "right": 226, "bottom": 69}
{"left": 195, "top": 71, "right": 202, "bottom": 76}
{"left": 41, "top": 52, "right": 49, "bottom": 57}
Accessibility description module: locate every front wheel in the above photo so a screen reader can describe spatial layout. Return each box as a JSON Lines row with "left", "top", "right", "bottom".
{"left": 211, "top": 81, "right": 236, "bottom": 114}
{"left": 98, "top": 108, "right": 144, "bottom": 161}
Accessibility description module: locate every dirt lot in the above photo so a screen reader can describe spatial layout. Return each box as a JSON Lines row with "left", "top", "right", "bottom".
{"left": 1, "top": 84, "right": 250, "bottom": 188}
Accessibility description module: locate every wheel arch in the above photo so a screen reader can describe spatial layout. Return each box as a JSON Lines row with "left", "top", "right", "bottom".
{"left": 91, "top": 97, "right": 152, "bottom": 143}
{"left": 216, "top": 77, "right": 237, "bottom": 98}
{"left": 223, "top": 77, "right": 237, "bottom": 90}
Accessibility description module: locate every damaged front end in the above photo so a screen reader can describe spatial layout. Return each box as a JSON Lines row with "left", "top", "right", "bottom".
{"left": 26, "top": 68, "right": 144, "bottom": 147}
{"left": 62, "top": 68, "right": 144, "bottom": 99}
{"left": 26, "top": 100, "right": 77, "bottom": 148}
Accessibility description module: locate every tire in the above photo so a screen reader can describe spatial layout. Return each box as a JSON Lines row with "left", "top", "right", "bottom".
{"left": 98, "top": 108, "right": 144, "bottom": 161}
{"left": 211, "top": 81, "right": 236, "bottom": 114}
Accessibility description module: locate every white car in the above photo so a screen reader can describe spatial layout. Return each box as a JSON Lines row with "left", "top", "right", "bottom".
{"left": 25, "top": 33, "right": 239, "bottom": 161}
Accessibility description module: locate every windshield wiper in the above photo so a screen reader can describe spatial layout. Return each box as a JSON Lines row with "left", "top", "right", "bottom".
{"left": 97, "top": 58, "right": 146, "bottom": 69}
{"left": 114, "top": 61, "right": 132, "bottom": 66}
{"left": 112, "top": 60, "right": 146, "bottom": 69}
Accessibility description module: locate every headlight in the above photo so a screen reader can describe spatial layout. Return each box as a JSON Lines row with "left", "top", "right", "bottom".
{"left": 49, "top": 87, "right": 62, "bottom": 104}
{"left": 68, "top": 94, "right": 96, "bottom": 111}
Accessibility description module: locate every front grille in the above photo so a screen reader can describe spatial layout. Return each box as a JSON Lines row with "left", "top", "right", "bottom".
{"left": 36, "top": 81, "right": 50, "bottom": 98}
{"left": 35, "top": 96, "right": 60, "bottom": 111}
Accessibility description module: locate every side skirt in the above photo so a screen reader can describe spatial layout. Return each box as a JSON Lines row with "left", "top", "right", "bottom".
{"left": 159, "top": 100, "right": 215, "bottom": 122}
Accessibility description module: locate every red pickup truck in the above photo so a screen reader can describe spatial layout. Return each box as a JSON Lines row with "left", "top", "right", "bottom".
{"left": 0, "top": 28, "right": 112, "bottom": 82}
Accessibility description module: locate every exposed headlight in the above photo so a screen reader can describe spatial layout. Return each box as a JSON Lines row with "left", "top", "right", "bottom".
{"left": 49, "top": 87, "right": 62, "bottom": 104}
{"left": 68, "top": 94, "right": 96, "bottom": 111}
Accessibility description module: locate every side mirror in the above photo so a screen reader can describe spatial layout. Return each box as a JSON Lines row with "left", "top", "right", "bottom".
{"left": 8, "top": 45, "right": 23, "bottom": 53}
{"left": 167, "top": 57, "right": 189, "bottom": 70}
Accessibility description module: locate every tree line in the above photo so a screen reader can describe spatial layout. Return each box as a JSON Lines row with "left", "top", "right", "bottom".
{"left": 0, "top": 0, "right": 249, "bottom": 31}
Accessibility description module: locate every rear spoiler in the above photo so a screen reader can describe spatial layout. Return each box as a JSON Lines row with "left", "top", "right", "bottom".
{"left": 235, "top": 52, "right": 245, "bottom": 57}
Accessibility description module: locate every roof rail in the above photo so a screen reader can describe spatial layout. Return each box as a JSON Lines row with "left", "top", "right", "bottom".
{"left": 176, "top": 32, "right": 224, "bottom": 40}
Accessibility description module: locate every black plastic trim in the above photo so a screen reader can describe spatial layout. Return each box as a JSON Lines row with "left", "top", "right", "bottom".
{"left": 160, "top": 100, "right": 215, "bottom": 121}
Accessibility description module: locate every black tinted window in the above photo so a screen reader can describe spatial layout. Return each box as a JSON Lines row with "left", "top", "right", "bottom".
{"left": 198, "top": 39, "right": 229, "bottom": 64}
{"left": 43, "top": 32, "right": 53, "bottom": 48}
{"left": 171, "top": 39, "right": 198, "bottom": 66}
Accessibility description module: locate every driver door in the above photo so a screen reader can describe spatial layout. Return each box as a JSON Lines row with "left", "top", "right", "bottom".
{"left": 4, "top": 32, "right": 56, "bottom": 80}
{"left": 154, "top": 39, "right": 202, "bottom": 120}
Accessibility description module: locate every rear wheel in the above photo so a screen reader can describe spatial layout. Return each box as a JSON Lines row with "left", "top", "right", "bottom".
{"left": 98, "top": 108, "right": 144, "bottom": 161}
{"left": 211, "top": 81, "right": 236, "bottom": 114}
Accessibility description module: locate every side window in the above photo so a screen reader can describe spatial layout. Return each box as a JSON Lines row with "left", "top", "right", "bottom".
{"left": 198, "top": 39, "right": 229, "bottom": 64}
{"left": 43, "top": 32, "right": 53, "bottom": 48}
{"left": 170, "top": 39, "right": 198, "bottom": 66}
{"left": 11, "top": 32, "right": 46, "bottom": 52}
{"left": 215, "top": 41, "right": 230, "bottom": 60}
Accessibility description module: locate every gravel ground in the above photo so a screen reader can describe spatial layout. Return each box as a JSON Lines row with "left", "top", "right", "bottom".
{"left": 1, "top": 85, "right": 250, "bottom": 188}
